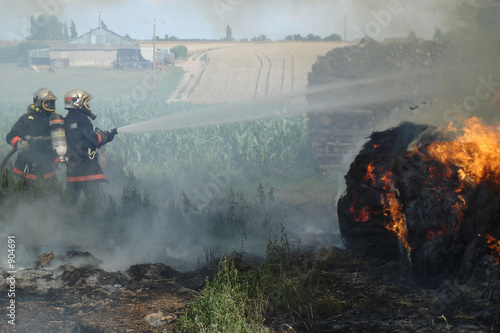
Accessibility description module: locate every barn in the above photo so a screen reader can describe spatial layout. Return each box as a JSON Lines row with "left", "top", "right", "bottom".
{"left": 29, "top": 27, "right": 142, "bottom": 68}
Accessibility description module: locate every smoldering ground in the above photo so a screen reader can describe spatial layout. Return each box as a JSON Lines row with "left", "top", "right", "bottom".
{"left": 0, "top": 167, "right": 341, "bottom": 273}
{"left": 0, "top": 182, "right": 255, "bottom": 272}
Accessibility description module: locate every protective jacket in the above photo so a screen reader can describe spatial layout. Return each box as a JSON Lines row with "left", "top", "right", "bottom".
{"left": 5, "top": 104, "right": 55, "bottom": 180}
{"left": 65, "top": 109, "right": 107, "bottom": 183}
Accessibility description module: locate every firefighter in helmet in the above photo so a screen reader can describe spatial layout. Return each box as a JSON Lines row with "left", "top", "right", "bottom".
{"left": 5, "top": 87, "right": 58, "bottom": 180}
{"left": 64, "top": 88, "right": 115, "bottom": 203}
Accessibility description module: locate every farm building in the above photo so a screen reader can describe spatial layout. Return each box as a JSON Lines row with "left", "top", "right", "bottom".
{"left": 29, "top": 27, "right": 142, "bottom": 68}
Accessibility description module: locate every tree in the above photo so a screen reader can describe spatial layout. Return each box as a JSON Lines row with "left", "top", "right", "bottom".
{"left": 251, "top": 35, "right": 269, "bottom": 41}
{"left": 70, "top": 20, "right": 78, "bottom": 39}
{"left": 2, "top": 40, "right": 49, "bottom": 64}
{"left": 306, "top": 33, "right": 321, "bottom": 41}
{"left": 28, "top": 14, "right": 66, "bottom": 40}
{"left": 100, "top": 20, "right": 108, "bottom": 30}
{"left": 170, "top": 45, "right": 187, "bottom": 59}
{"left": 407, "top": 30, "right": 418, "bottom": 40}
{"left": 63, "top": 22, "right": 69, "bottom": 40}
{"left": 124, "top": 34, "right": 133, "bottom": 40}
{"left": 433, "top": 28, "right": 443, "bottom": 42}
{"left": 225, "top": 24, "right": 233, "bottom": 41}
{"left": 323, "top": 33, "right": 342, "bottom": 41}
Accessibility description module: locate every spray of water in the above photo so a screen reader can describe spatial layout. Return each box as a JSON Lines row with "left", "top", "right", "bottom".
{"left": 117, "top": 70, "right": 439, "bottom": 134}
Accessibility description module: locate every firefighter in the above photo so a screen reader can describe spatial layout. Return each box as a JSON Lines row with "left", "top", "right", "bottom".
{"left": 64, "top": 88, "right": 115, "bottom": 203}
{"left": 5, "top": 87, "right": 58, "bottom": 181}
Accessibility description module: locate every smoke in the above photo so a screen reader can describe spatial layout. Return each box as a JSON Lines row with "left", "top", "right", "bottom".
{"left": 1, "top": 1, "right": 499, "bottom": 274}
{"left": 0, "top": 0, "right": 485, "bottom": 41}
{"left": 0, "top": 183, "right": 242, "bottom": 272}
{"left": 346, "top": 0, "right": 465, "bottom": 37}
{"left": 432, "top": 1, "right": 500, "bottom": 126}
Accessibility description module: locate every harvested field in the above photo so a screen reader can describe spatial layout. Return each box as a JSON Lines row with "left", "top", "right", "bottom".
{"left": 139, "top": 41, "right": 347, "bottom": 104}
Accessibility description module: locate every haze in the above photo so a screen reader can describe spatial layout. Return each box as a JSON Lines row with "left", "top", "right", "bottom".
{"left": 0, "top": 0, "right": 465, "bottom": 41}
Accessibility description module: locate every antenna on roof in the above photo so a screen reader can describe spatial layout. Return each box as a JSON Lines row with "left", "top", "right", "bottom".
{"left": 98, "top": 11, "right": 102, "bottom": 28}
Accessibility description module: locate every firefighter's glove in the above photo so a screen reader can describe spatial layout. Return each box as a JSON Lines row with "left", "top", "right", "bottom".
{"left": 102, "top": 129, "right": 115, "bottom": 143}
{"left": 16, "top": 139, "right": 30, "bottom": 154}
{"left": 96, "top": 128, "right": 107, "bottom": 146}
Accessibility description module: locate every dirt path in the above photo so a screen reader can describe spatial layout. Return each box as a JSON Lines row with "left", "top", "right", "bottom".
{"left": 166, "top": 52, "right": 208, "bottom": 103}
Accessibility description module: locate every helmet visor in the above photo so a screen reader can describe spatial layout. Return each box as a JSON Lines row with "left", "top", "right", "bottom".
{"left": 84, "top": 98, "right": 92, "bottom": 111}
{"left": 43, "top": 99, "right": 56, "bottom": 112}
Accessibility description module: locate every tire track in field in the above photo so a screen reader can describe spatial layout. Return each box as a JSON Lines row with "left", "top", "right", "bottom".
{"left": 291, "top": 55, "right": 295, "bottom": 93}
{"left": 263, "top": 54, "right": 272, "bottom": 96}
{"left": 187, "top": 52, "right": 208, "bottom": 97}
{"left": 187, "top": 60, "right": 207, "bottom": 99}
{"left": 190, "top": 51, "right": 204, "bottom": 61}
{"left": 280, "top": 56, "right": 286, "bottom": 94}
{"left": 254, "top": 54, "right": 263, "bottom": 99}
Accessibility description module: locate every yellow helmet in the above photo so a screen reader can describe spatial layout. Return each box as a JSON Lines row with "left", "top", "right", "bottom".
{"left": 33, "top": 87, "right": 57, "bottom": 113}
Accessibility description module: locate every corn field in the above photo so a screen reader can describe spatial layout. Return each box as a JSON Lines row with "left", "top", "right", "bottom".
{"left": 1, "top": 101, "right": 311, "bottom": 179}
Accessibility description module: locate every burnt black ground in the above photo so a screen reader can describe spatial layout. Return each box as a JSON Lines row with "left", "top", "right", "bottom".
{"left": 0, "top": 246, "right": 498, "bottom": 332}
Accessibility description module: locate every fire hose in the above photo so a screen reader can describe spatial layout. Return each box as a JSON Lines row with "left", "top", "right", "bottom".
{"left": 0, "top": 136, "right": 51, "bottom": 172}
{"left": 0, "top": 149, "right": 16, "bottom": 172}
{"left": 1, "top": 120, "right": 123, "bottom": 173}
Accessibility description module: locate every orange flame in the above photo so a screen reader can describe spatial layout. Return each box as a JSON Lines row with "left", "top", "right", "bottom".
{"left": 362, "top": 162, "right": 376, "bottom": 185}
{"left": 482, "top": 234, "right": 500, "bottom": 265}
{"left": 360, "top": 162, "right": 410, "bottom": 250}
{"left": 426, "top": 117, "right": 500, "bottom": 186}
{"left": 350, "top": 205, "right": 371, "bottom": 222}
{"left": 379, "top": 173, "right": 410, "bottom": 250}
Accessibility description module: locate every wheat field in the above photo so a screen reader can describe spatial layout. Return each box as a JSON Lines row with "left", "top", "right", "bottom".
{"left": 140, "top": 41, "right": 346, "bottom": 104}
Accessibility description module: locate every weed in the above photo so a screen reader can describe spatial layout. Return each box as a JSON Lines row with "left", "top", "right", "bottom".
{"left": 176, "top": 259, "right": 269, "bottom": 332}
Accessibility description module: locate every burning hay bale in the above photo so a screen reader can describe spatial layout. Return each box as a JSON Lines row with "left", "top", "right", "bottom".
{"left": 338, "top": 118, "right": 500, "bottom": 288}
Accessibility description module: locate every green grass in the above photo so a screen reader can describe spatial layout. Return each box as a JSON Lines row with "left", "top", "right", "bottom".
{"left": 0, "top": 63, "right": 184, "bottom": 105}
{"left": 177, "top": 259, "right": 269, "bottom": 332}
{"left": 176, "top": 225, "right": 336, "bottom": 332}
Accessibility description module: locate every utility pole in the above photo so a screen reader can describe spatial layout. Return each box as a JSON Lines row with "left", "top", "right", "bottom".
{"left": 152, "top": 24, "right": 156, "bottom": 96}
{"left": 344, "top": 16, "right": 347, "bottom": 42}
{"left": 98, "top": 11, "right": 102, "bottom": 28}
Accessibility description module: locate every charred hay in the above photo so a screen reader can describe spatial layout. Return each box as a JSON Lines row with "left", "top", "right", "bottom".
{"left": 337, "top": 121, "right": 500, "bottom": 293}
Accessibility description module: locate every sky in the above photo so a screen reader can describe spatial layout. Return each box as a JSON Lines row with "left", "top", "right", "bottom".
{"left": 0, "top": 0, "right": 466, "bottom": 41}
